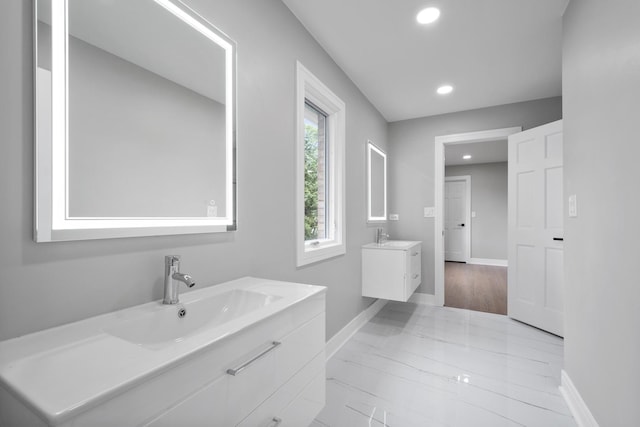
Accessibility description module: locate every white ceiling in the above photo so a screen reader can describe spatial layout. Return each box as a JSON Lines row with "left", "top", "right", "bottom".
{"left": 281, "top": 0, "right": 569, "bottom": 122}
{"left": 445, "top": 139, "right": 506, "bottom": 166}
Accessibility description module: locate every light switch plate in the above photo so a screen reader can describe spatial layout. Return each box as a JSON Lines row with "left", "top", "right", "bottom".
{"left": 389, "top": 214, "right": 399, "bottom": 221}
{"left": 423, "top": 207, "right": 435, "bottom": 218}
{"left": 568, "top": 194, "right": 577, "bottom": 217}
{"left": 471, "top": 211, "right": 476, "bottom": 218}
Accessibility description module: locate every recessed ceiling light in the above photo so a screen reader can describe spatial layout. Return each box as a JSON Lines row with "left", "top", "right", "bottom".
{"left": 437, "top": 84, "right": 454, "bottom": 95}
{"left": 463, "top": 155, "right": 472, "bottom": 160}
{"left": 416, "top": 7, "right": 440, "bottom": 24}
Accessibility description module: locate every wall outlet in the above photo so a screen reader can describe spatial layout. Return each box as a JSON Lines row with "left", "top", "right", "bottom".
{"left": 423, "top": 207, "right": 435, "bottom": 218}
{"left": 568, "top": 194, "right": 577, "bottom": 217}
{"left": 389, "top": 214, "right": 399, "bottom": 221}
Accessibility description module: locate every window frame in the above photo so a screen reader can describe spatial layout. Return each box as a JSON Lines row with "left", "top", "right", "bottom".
{"left": 295, "top": 61, "right": 346, "bottom": 266}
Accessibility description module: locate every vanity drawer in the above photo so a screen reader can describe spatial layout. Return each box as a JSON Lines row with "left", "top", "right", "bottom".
{"left": 141, "top": 311, "right": 324, "bottom": 427}
{"left": 362, "top": 241, "right": 422, "bottom": 302}
{"left": 237, "top": 351, "right": 325, "bottom": 427}
{"left": 63, "top": 294, "right": 325, "bottom": 427}
{"left": 362, "top": 248, "right": 407, "bottom": 301}
{"left": 227, "top": 312, "right": 325, "bottom": 425}
{"left": 143, "top": 375, "right": 228, "bottom": 427}
{"left": 277, "top": 370, "right": 325, "bottom": 427}
{"left": 141, "top": 312, "right": 324, "bottom": 427}
{"left": 140, "top": 311, "right": 324, "bottom": 427}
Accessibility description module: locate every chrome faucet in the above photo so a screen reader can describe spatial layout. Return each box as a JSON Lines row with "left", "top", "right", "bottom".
{"left": 163, "top": 255, "right": 196, "bottom": 305}
{"left": 375, "top": 228, "right": 389, "bottom": 244}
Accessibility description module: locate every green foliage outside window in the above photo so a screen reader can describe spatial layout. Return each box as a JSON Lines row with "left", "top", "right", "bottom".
{"left": 304, "top": 124, "right": 318, "bottom": 240}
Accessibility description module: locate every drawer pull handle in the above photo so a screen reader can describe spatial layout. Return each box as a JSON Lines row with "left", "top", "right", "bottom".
{"left": 412, "top": 252, "right": 419, "bottom": 256}
{"left": 226, "top": 341, "right": 281, "bottom": 376}
{"left": 271, "top": 417, "right": 282, "bottom": 426}
{"left": 413, "top": 274, "right": 419, "bottom": 279}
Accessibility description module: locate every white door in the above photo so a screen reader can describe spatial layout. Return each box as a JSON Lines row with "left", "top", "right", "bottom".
{"left": 444, "top": 176, "right": 470, "bottom": 262}
{"left": 508, "top": 120, "right": 564, "bottom": 336}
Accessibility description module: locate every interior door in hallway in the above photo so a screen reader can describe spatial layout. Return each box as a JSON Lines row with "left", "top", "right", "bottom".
{"left": 508, "top": 120, "right": 564, "bottom": 336}
{"left": 444, "top": 176, "right": 469, "bottom": 262}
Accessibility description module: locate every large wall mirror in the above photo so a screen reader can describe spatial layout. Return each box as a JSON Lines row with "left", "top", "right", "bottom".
{"left": 367, "top": 141, "right": 387, "bottom": 222}
{"left": 34, "top": 0, "right": 236, "bottom": 241}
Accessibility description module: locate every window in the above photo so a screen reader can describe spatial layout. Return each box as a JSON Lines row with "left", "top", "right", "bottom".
{"left": 296, "top": 62, "right": 345, "bottom": 266}
{"left": 304, "top": 101, "right": 329, "bottom": 241}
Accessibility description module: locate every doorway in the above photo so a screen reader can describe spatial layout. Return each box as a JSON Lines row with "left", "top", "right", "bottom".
{"left": 444, "top": 148, "right": 509, "bottom": 314}
{"left": 434, "top": 127, "right": 521, "bottom": 308}
{"left": 444, "top": 176, "right": 470, "bottom": 262}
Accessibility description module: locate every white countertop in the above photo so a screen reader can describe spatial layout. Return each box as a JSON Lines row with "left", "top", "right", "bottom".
{"left": 0, "top": 277, "right": 325, "bottom": 425}
{"left": 362, "top": 240, "right": 422, "bottom": 250}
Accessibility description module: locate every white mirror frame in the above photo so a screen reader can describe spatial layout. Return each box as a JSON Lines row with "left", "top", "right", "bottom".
{"left": 366, "top": 141, "right": 387, "bottom": 223}
{"left": 34, "top": 0, "right": 237, "bottom": 242}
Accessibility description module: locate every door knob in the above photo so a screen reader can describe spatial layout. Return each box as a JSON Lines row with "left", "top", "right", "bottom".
{"left": 458, "top": 223, "right": 465, "bottom": 227}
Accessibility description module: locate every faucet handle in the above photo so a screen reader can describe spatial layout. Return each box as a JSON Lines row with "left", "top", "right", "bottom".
{"left": 165, "top": 255, "right": 181, "bottom": 267}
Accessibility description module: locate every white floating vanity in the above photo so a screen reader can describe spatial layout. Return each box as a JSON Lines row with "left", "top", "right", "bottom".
{"left": 0, "top": 277, "right": 326, "bottom": 427}
{"left": 362, "top": 241, "right": 422, "bottom": 302}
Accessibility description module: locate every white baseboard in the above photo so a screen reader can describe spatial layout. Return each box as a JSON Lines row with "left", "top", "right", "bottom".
{"left": 408, "top": 292, "right": 437, "bottom": 305}
{"left": 468, "top": 258, "right": 508, "bottom": 267}
{"left": 559, "top": 370, "right": 599, "bottom": 427}
{"left": 325, "top": 299, "right": 387, "bottom": 360}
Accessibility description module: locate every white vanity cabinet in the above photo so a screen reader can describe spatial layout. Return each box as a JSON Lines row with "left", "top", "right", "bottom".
{"left": 362, "top": 241, "right": 422, "bottom": 302}
{"left": 0, "top": 278, "right": 326, "bottom": 427}
{"left": 144, "top": 304, "right": 325, "bottom": 427}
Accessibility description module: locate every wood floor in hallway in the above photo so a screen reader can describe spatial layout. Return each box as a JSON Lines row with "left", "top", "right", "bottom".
{"left": 445, "top": 262, "right": 507, "bottom": 315}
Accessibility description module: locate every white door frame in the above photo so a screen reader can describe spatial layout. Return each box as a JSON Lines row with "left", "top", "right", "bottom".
{"left": 444, "top": 175, "right": 471, "bottom": 263}
{"left": 434, "top": 127, "right": 521, "bottom": 306}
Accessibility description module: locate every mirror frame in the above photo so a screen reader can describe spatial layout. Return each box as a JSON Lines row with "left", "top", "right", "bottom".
{"left": 34, "top": 0, "right": 237, "bottom": 242}
{"left": 366, "top": 140, "right": 387, "bottom": 223}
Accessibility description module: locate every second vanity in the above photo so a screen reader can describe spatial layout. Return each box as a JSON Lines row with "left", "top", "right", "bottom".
{"left": 0, "top": 278, "right": 326, "bottom": 427}
{"left": 362, "top": 241, "right": 422, "bottom": 302}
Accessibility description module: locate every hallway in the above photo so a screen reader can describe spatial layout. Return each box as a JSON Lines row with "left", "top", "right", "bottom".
{"left": 445, "top": 262, "right": 508, "bottom": 315}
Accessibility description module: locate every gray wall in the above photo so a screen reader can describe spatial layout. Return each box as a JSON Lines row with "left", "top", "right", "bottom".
{"left": 0, "top": 0, "right": 388, "bottom": 341}
{"left": 563, "top": 0, "right": 640, "bottom": 425}
{"left": 445, "top": 162, "right": 507, "bottom": 260}
{"left": 388, "top": 97, "right": 562, "bottom": 294}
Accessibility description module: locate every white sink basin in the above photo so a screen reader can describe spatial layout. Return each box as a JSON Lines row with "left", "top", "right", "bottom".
{"left": 105, "top": 289, "right": 282, "bottom": 348}
{"left": 0, "top": 277, "right": 325, "bottom": 425}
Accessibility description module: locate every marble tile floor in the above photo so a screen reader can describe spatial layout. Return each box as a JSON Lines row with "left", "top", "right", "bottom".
{"left": 312, "top": 302, "right": 575, "bottom": 427}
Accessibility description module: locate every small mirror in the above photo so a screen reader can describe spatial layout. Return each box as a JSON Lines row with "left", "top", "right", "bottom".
{"left": 367, "top": 141, "right": 387, "bottom": 222}
{"left": 34, "top": 0, "right": 236, "bottom": 241}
